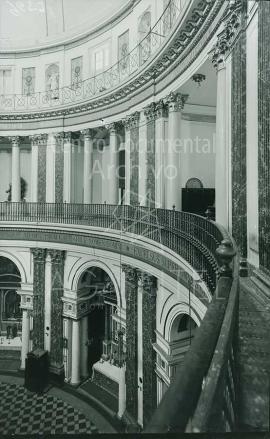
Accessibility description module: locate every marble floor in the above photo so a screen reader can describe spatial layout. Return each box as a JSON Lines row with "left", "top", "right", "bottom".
{"left": 0, "top": 374, "right": 116, "bottom": 435}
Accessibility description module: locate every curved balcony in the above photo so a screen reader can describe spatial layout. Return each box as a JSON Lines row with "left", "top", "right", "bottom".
{"left": 0, "top": 0, "right": 223, "bottom": 119}
{"left": 146, "top": 238, "right": 239, "bottom": 433}
{"left": 0, "top": 202, "right": 228, "bottom": 295}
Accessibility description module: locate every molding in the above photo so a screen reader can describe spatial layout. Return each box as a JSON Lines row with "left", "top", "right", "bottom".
{"left": 0, "top": 1, "right": 223, "bottom": 124}
{"left": 0, "top": 225, "right": 210, "bottom": 306}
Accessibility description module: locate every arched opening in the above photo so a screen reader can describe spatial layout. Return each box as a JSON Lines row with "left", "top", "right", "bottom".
{"left": 0, "top": 256, "right": 22, "bottom": 342}
{"left": 77, "top": 266, "right": 120, "bottom": 373}
{"left": 169, "top": 313, "right": 197, "bottom": 380}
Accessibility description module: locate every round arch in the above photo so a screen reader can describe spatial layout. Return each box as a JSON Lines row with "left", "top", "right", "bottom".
{"left": 163, "top": 302, "right": 202, "bottom": 342}
{"left": 70, "top": 259, "right": 122, "bottom": 308}
{"left": 0, "top": 250, "right": 27, "bottom": 284}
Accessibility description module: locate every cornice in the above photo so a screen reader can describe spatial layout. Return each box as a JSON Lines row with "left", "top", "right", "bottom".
{"left": 211, "top": 0, "right": 243, "bottom": 69}
{"left": 0, "top": 0, "right": 223, "bottom": 123}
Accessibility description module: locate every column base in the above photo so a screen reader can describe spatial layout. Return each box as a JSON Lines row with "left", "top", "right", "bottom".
{"left": 49, "top": 363, "right": 65, "bottom": 387}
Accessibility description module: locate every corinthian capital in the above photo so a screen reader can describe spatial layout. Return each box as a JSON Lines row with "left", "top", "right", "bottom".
{"left": 29, "top": 134, "right": 48, "bottom": 146}
{"left": 8, "top": 136, "right": 21, "bottom": 147}
{"left": 80, "top": 128, "right": 95, "bottom": 140}
{"left": 123, "top": 111, "right": 140, "bottom": 131}
{"left": 106, "top": 122, "right": 121, "bottom": 133}
{"left": 144, "top": 102, "right": 156, "bottom": 123}
{"left": 31, "top": 248, "right": 46, "bottom": 263}
{"left": 165, "top": 92, "right": 189, "bottom": 112}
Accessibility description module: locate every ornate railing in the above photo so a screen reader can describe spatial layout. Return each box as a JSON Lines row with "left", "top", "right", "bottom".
{"left": 146, "top": 239, "right": 239, "bottom": 433}
{"left": 0, "top": 0, "right": 190, "bottom": 113}
{"left": 0, "top": 202, "right": 228, "bottom": 294}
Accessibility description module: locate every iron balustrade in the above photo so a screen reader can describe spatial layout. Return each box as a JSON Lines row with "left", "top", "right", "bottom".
{"left": 0, "top": 202, "right": 226, "bottom": 294}
{"left": 145, "top": 242, "right": 239, "bottom": 433}
{"left": 0, "top": 0, "right": 191, "bottom": 113}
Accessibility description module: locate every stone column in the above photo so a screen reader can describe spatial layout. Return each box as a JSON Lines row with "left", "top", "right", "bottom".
{"left": 82, "top": 129, "right": 94, "bottom": 204}
{"left": 49, "top": 249, "right": 65, "bottom": 381}
{"left": 31, "top": 248, "right": 46, "bottom": 350}
{"left": 80, "top": 316, "right": 89, "bottom": 378}
{"left": 21, "top": 309, "right": 30, "bottom": 369}
{"left": 125, "top": 112, "right": 140, "bottom": 205}
{"left": 155, "top": 100, "right": 168, "bottom": 208}
{"left": 165, "top": 92, "right": 188, "bottom": 211}
{"left": 44, "top": 252, "right": 52, "bottom": 352}
{"left": 63, "top": 132, "right": 72, "bottom": 203}
{"left": 141, "top": 272, "right": 157, "bottom": 426}
{"left": 29, "top": 135, "right": 39, "bottom": 202}
{"left": 9, "top": 136, "right": 21, "bottom": 202}
{"left": 107, "top": 123, "right": 119, "bottom": 205}
{"left": 144, "top": 103, "right": 157, "bottom": 207}
{"left": 71, "top": 319, "right": 80, "bottom": 385}
{"left": 46, "top": 134, "right": 56, "bottom": 203}
{"left": 123, "top": 118, "right": 131, "bottom": 204}
{"left": 122, "top": 264, "right": 138, "bottom": 421}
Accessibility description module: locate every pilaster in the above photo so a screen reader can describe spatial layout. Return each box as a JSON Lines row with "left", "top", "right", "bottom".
{"left": 48, "top": 249, "right": 65, "bottom": 376}
{"left": 144, "top": 103, "right": 157, "bottom": 207}
{"left": 139, "top": 272, "right": 157, "bottom": 426}
{"left": 125, "top": 112, "right": 140, "bottom": 205}
{"left": 31, "top": 248, "right": 46, "bottom": 350}
{"left": 122, "top": 264, "right": 139, "bottom": 421}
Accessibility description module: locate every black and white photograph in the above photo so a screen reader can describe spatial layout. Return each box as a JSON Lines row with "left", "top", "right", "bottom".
{"left": 0, "top": 0, "right": 268, "bottom": 437}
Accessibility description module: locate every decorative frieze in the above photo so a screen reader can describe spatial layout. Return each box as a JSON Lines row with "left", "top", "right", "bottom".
{"left": 122, "top": 264, "right": 139, "bottom": 420}
{"left": 31, "top": 248, "right": 46, "bottom": 350}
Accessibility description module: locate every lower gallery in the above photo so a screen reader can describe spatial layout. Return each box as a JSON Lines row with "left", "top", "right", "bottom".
{"left": 0, "top": 0, "right": 268, "bottom": 435}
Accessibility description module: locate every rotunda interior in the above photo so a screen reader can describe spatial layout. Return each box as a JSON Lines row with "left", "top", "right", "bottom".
{"left": 0, "top": 0, "right": 268, "bottom": 435}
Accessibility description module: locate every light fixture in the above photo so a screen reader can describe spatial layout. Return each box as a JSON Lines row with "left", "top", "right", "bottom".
{"left": 192, "top": 73, "right": 206, "bottom": 86}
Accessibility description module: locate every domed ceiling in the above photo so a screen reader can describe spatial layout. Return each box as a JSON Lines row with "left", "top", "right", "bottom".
{"left": 0, "top": 0, "right": 131, "bottom": 50}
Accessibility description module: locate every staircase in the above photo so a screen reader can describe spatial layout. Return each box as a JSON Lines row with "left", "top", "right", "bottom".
{"left": 0, "top": 350, "right": 21, "bottom": 372}
{"left": 238, "top": 272, "right": 270, "bottom": 431}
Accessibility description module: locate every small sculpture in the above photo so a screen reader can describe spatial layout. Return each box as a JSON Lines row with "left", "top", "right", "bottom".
{"left": 6, "top": 177, "right": 27, "bottom": 201}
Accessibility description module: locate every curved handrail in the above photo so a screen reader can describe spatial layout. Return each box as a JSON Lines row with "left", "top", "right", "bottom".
{"left": 0, "top": 202, "right": 226, "bottom": 294}
{"left": 0, "top": 0, "right": 191, "bottom": 113}
{"left": 145, "top": 239, "right": 239, "bottom": 433}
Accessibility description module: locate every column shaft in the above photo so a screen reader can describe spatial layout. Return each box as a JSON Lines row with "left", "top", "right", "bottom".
{"left": 32, "top": 248, "right": 46, "bottom": 350}
{"left": 46, "top": 134, "right": 56, "bottom": 203}
{"left": 215, "top": 64, "right": 229, "bottom": 228}
{"left": 71, "top": 319, "right": 80, "bottom": 385}
{"left": 124, "top": 127, "right": 131, "bottom": 204}
{"left": 108, "top": 125, "right": 119, "bottom": 205}
{"left": 10, "top": 137, "right": 21, "bottom": 202}
{"left": 63, "top": 134, "right": 72, "bottom": 203}
{"left": 122, "top": 264, "right": 138, "bottom": 421}
{"left": 31, "top": 141, "right": 38, "bottom": 202}
{"left": 80, "top": 316, "right": 88, "bottom": 378}
{"left": 165, "top": 93, "right": 188, "bottom": 210}
{"left": 21, "top": 310, "right": 30, "bottom": 369}
{"left": 82, "top": 130, "right": 93, "bottom": 204}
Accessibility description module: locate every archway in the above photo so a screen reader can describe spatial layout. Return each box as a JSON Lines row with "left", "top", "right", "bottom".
{"left": 169, "top": 313, "right": 197, "bottom": 380}
{"left": 0, "top": 256, "right": 22, "bottom": 341}
{"left": 77, "top": 266, "right": 118, "bottom": 372}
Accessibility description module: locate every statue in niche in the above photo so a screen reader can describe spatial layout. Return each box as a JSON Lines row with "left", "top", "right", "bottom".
{"left": 138, "top": 10, "right": 151, "bottom": 66}
{"left": 6, "top": 177, "right": 27, "bottom": 202}
{"left": 46, "top": 63, "right": 60, "bottom": 99}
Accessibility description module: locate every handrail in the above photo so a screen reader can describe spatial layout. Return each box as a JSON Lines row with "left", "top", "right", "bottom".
{"left": 145, "top": 239, "right": 239, "bottom": 433}
{"left": 0, "top": 0, "right": 190, "bottom": 113}
{"left": 0, "top": 202, "right": 226, "bottom": 294}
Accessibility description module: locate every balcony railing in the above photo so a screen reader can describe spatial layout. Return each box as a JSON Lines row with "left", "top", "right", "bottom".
{"left": 0, "top": 202, "right": 228, "bottom": 294}
{"left": 0, "top": 0, "right": 191, "bottom": 113}
{"left": 146, "top": 240, "right": 239, "bottom": 433}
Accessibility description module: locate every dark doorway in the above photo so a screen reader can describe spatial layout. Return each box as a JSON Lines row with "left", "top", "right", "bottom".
{"left": 88, "top": 307, "right": 105, "bottom": 370}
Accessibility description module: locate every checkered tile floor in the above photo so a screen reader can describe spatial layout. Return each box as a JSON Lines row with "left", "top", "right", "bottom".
{"left": 0, "top": 382, "right": 99, "bottom": 435}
